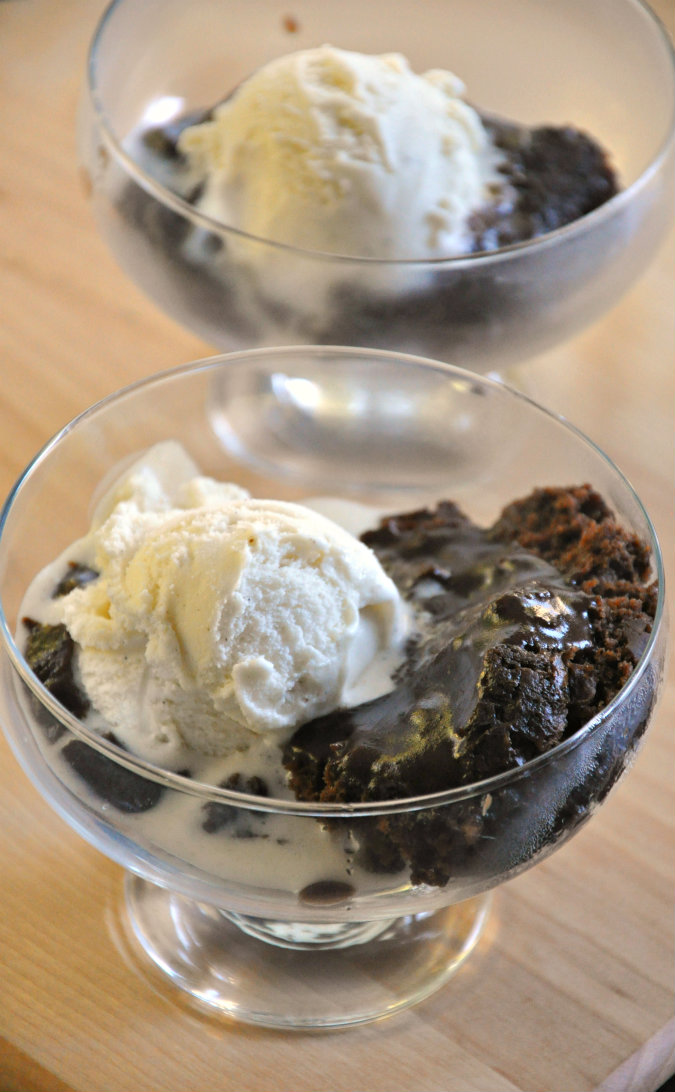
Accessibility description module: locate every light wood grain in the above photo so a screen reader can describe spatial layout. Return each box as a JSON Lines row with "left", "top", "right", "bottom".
{"left": 0, "top": 2, "right": 673, "bottom": 1090}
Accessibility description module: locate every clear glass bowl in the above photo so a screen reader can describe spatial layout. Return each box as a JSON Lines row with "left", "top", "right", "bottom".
{"left": 0, "top": 346, "right": 666, "bottom": 1028}
{"left": 78, "top": 0, "right": 675, "bottom": 373}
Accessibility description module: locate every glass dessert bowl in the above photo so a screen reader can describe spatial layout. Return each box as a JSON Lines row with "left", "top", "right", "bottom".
{"left": 78, "top": 0, "right": 675, "bottom": 374}
{"left": 0, "top": 346, "right": 666, "bottom": 1029}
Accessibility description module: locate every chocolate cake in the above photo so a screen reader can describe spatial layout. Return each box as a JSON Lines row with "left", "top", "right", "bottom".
{"left": 470, "top": 121, "right": 617, "bottom": 251}
{"left": 282, "top": 486, "right": 656, "bottom": 885}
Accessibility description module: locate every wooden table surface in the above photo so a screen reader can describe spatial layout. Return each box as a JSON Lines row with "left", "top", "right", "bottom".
{"left": 0, "top": 3, "right": 673, "bottom": 1090}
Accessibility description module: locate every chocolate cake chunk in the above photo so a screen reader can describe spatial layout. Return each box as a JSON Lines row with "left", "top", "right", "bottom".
{"left": 51, "top": 562, "right": 99, "bottom": 599}
{"left": 283, "top": 485, "right": 656, "bottom": 886}
{"left": 22, "top": 561, "right": 100, "bottom": 736}
{"left": 202, "top": 772, "right": 269, "bottom": 834}
{"left": 23, "top": 620, "right": 90, "bottom": 724}
{"left": 62, "top": 732, "right": 166, "bottom": 814}
{"left": 285, "top": 489, "right": 602, "bottom": 805}
{"left": 141, "top": 109, "right": 213, "bottom": 162}
{"left": 490, "top": 484, "right": 651, "bottom": 587}
{"left": 470, "top": 123, "right": 618, "bottom": 250}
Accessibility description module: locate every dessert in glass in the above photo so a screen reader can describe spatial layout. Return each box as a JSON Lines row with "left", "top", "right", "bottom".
{"left": 78, "top": 0, "right": 675, "bottom": 373}
{"left": 0, "top": 346, "right": 666, "bottom": 1028}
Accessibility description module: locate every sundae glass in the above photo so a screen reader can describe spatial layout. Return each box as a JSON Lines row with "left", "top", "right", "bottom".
{"left": 77, "top": 0, "right": 675, "bottom": 374}
{"left": 0, "top": 346, "right": 666, "bottom": 1028}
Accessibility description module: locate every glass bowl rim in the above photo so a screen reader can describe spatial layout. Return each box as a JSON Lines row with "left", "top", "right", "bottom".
{"left": 0, "top": 345, "right": 666, "bottom": 818}
{"left": 84, "top": 0, "right": 675, "bottom": 267}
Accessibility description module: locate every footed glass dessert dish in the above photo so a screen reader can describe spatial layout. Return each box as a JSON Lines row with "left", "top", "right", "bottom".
{"left": 78, "top": 0, "right": 675, "bottom": 373}
{"left": 0, "top": 346, "right": 666, "bottom": 1028}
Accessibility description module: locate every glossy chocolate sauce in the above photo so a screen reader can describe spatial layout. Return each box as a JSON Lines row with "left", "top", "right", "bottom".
{"left": 283, "top": 501, "right": 595, "bottom": 803}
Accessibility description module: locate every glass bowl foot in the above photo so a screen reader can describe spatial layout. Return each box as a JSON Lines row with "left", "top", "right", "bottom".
{"left": 123, "top": 874, "right": 492, "bottom": 1029}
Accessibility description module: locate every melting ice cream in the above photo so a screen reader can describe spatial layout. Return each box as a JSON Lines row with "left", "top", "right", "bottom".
{"left": 177, "top": 45, "right": 503, "bottom": 260}
{"left": 31, "top": 442, "right": 405, "bottom": 764}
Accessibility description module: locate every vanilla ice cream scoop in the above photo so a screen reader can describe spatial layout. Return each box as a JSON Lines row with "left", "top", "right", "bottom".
{"left": 178, "top": 45, "right": 503, "bottom": 260}
{"left": 56, "top": 443, "right": 404, "bottom": 760}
